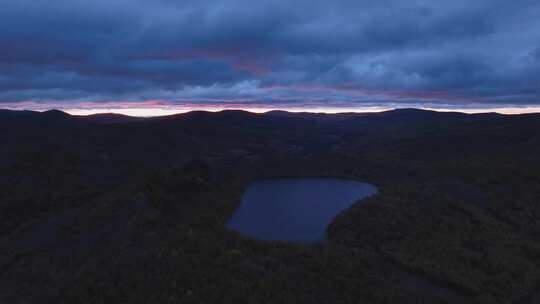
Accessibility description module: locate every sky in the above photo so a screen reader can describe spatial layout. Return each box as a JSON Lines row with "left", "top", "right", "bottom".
{"left": 1, "top": 0, "right": 540, "bottom": 115}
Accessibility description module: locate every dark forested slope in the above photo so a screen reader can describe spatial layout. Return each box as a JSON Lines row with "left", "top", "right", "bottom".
{"left": 1, "top": 109, "right": 540, "bottom": 303}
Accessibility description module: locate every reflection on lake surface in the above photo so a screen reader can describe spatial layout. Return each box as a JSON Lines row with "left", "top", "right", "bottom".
{"left": 227, "top": 178, "right": 378, "bottom": 242}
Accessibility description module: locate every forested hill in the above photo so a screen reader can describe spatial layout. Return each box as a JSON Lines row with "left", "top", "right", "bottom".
{"left": 1, "top": 108, "right": 540, "bottom": 303}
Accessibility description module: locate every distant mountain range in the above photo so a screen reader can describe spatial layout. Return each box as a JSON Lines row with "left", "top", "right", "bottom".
{"left": 0, "top": 107, "right": 512, "bottom": 124}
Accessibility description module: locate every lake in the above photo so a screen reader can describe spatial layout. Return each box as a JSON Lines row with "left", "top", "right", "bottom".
{"left": 227, "top": 178, "right": 378, "bottom": 242}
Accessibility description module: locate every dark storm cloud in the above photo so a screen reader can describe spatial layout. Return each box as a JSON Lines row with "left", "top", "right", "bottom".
{"left": 1, "top": 0, "right": 540, "bottom": 108}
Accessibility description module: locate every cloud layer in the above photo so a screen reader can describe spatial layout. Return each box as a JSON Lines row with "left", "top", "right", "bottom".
{"left": 1, "top": 0, "right": 540, "bottom": 111}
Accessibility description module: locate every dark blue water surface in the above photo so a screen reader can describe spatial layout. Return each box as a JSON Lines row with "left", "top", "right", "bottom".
{"left": 227, "top": 178, "right": 378, "bottom": 242}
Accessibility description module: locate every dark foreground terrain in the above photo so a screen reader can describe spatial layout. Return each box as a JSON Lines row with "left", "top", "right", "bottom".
{"left": 1, "top": 108, "right": 540, "bottom": 303}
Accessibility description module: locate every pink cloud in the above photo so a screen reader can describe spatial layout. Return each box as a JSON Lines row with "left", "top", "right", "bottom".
{"left": 133, "top": 46, "right": 275, "bottom": 75}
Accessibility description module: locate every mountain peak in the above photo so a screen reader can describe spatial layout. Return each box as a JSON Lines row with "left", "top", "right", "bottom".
{"left": 43, "top": 109, "right": 70, "bottom": 118}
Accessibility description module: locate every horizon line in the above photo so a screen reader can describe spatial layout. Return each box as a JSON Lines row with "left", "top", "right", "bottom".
{"left": 3, "top": 105, "right": 540, "bottom": 117}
